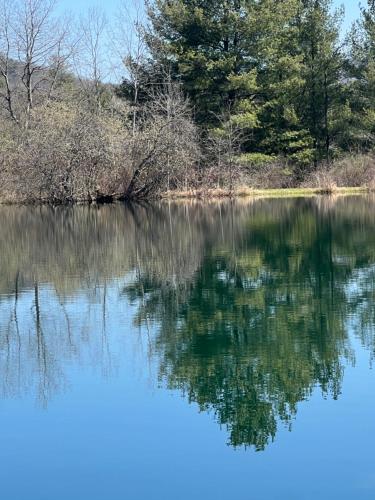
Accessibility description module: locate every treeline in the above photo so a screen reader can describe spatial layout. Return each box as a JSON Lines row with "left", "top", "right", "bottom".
{"left": 1, "top": 0, "right": 375, "bottom": 201}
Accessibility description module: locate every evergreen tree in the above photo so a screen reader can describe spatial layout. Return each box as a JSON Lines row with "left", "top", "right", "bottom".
{"left": 346, "top": 0, "right": 375, "bottom": 151}
{"left": 241, "top": 0, "right": 314, "bottom": 169}
{"left": 146, "top": 0, "right": 262, "bottom": 123}
{"left": 146, "top": 0, "right": 371, "bottom": 172}
{"left": 297, "top": 0, "right": 346, "bottom": 164}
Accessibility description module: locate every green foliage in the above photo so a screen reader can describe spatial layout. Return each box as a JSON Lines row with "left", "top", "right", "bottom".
{"left": 147, "top": 0, "right": 256, "bottom": 122}
{"left": 147, "top": 0, "right": 363, "bottom": 174}
{"left": 344, "top": 1, "right": 375, "bottom": 151}
{"left": 236, "top": 152, "right": 276, "bottom": 166}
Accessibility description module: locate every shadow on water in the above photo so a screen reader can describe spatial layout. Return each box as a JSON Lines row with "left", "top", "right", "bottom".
{"left": 0, "top": 196, "right": 375, "bottom": 449}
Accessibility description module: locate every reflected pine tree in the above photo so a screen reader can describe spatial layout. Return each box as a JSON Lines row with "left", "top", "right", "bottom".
{"left": 125, "top": 197, "right": 375, "bottom": 449}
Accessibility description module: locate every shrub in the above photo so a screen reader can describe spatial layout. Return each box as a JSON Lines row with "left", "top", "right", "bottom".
{"left": 0, "top": 84, "right": 200, "bottom": 202}
{"left": 303, "top": 154, "right": 375, "bottom": 190}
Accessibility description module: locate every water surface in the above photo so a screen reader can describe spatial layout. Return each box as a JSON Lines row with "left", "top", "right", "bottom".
{"left": 1, "top": 197, "right": 375, "bottom": 499}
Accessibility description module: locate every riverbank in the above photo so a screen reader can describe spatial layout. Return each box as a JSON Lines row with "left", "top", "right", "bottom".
{"left": 0, "top": 186, "right": 371, "bottom": 205}
{"left": 163, "top": 186, "right": 371, "bottom": 200}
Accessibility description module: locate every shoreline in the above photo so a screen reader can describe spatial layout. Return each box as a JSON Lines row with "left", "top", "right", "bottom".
{"left": 162, "top": 186, "right": 371, "bottom": 200}
{"left": 0, "top": 186, "right": 371, "bottom": 205}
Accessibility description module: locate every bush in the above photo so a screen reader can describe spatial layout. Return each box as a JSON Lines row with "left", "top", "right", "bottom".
{"left": 0, "top": 84, "right": 200, "bottom": 202}
{"left": 0, "top": 101, "right": 127, "bottom": 202}
{"left": 303, "top": 154, "right": 375, "bottom": 190}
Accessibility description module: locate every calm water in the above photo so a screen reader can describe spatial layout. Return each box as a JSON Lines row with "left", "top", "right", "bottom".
{"left": 1, "top": 197, "right": 375, "bottom": 499}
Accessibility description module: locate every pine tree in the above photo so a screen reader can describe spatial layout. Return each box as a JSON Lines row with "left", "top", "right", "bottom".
{"left": 146, "top": 0, "right": 262, "bottom": 123}
{"left": 244, "top": 0, "right": 314, "bottom": 168}
{"left": 297, "top": 0, "right": 346, "bottom": 164}
{"left": 146, "top": 0, "right": 355, "bottom": 171}
{"left": 346, "top": 0, "right": 375, "bottom": 151}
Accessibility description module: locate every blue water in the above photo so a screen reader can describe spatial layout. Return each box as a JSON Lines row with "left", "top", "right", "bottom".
{"left": 0, "top": 198, "right": 375, "bottom": 499}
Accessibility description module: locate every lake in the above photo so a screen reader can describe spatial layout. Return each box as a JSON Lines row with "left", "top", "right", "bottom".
{"left": 0, "top": 197, "right": 375, "bottom": 500}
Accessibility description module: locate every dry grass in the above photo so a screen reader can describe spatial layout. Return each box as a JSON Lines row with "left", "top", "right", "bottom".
{"left": 163, "top": 185, "right": 368, "bottom": 200}
{"left": 303, "top": 154, "right": 375, "bottom": 191}
{"left": 164, "top": 187, "right": 234, "bottom": 199}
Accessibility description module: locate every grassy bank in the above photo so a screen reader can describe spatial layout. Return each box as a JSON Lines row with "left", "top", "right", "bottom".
{"left": 163, "top": 186, "right": 370, "bottom": 200}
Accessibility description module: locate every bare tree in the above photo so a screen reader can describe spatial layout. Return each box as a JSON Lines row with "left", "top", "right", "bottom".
{"left": 111, "top": 0, "right": 148, "bottom": 134}
{"left": 0, "top": 0, "right": 71, "bottom": 128}
{"left": 0, "top": 1, "right": 19, "bottom": 124}
{"left": 122, "top": 78, "right": 199, "bottom": 199}
{"left": 74, "top": 7, "right": 108, "bottom": 112}
{"left": 207, "top": 107, "right": 245, "bottom": 192}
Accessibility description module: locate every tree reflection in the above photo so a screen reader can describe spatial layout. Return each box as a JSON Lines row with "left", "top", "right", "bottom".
{"left": 0, "top": 197, "right": 374, "bottom": 448}
{"left": 125, "top": 196, "right": 375, "bottom": 449}
{"left": 0, "top": 202, "right": 226, "bottom": 404}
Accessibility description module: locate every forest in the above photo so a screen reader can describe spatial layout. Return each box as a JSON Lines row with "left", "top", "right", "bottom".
{"left": 1, "top": 0, "right": 375, "bottom": 202}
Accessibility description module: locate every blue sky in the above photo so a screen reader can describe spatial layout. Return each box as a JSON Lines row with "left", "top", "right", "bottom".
{"left": 60, "top": 0, "right": 363, "bottom": 33}
{"left": 338, "top": 0, "right": 362, "bottom": 29}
